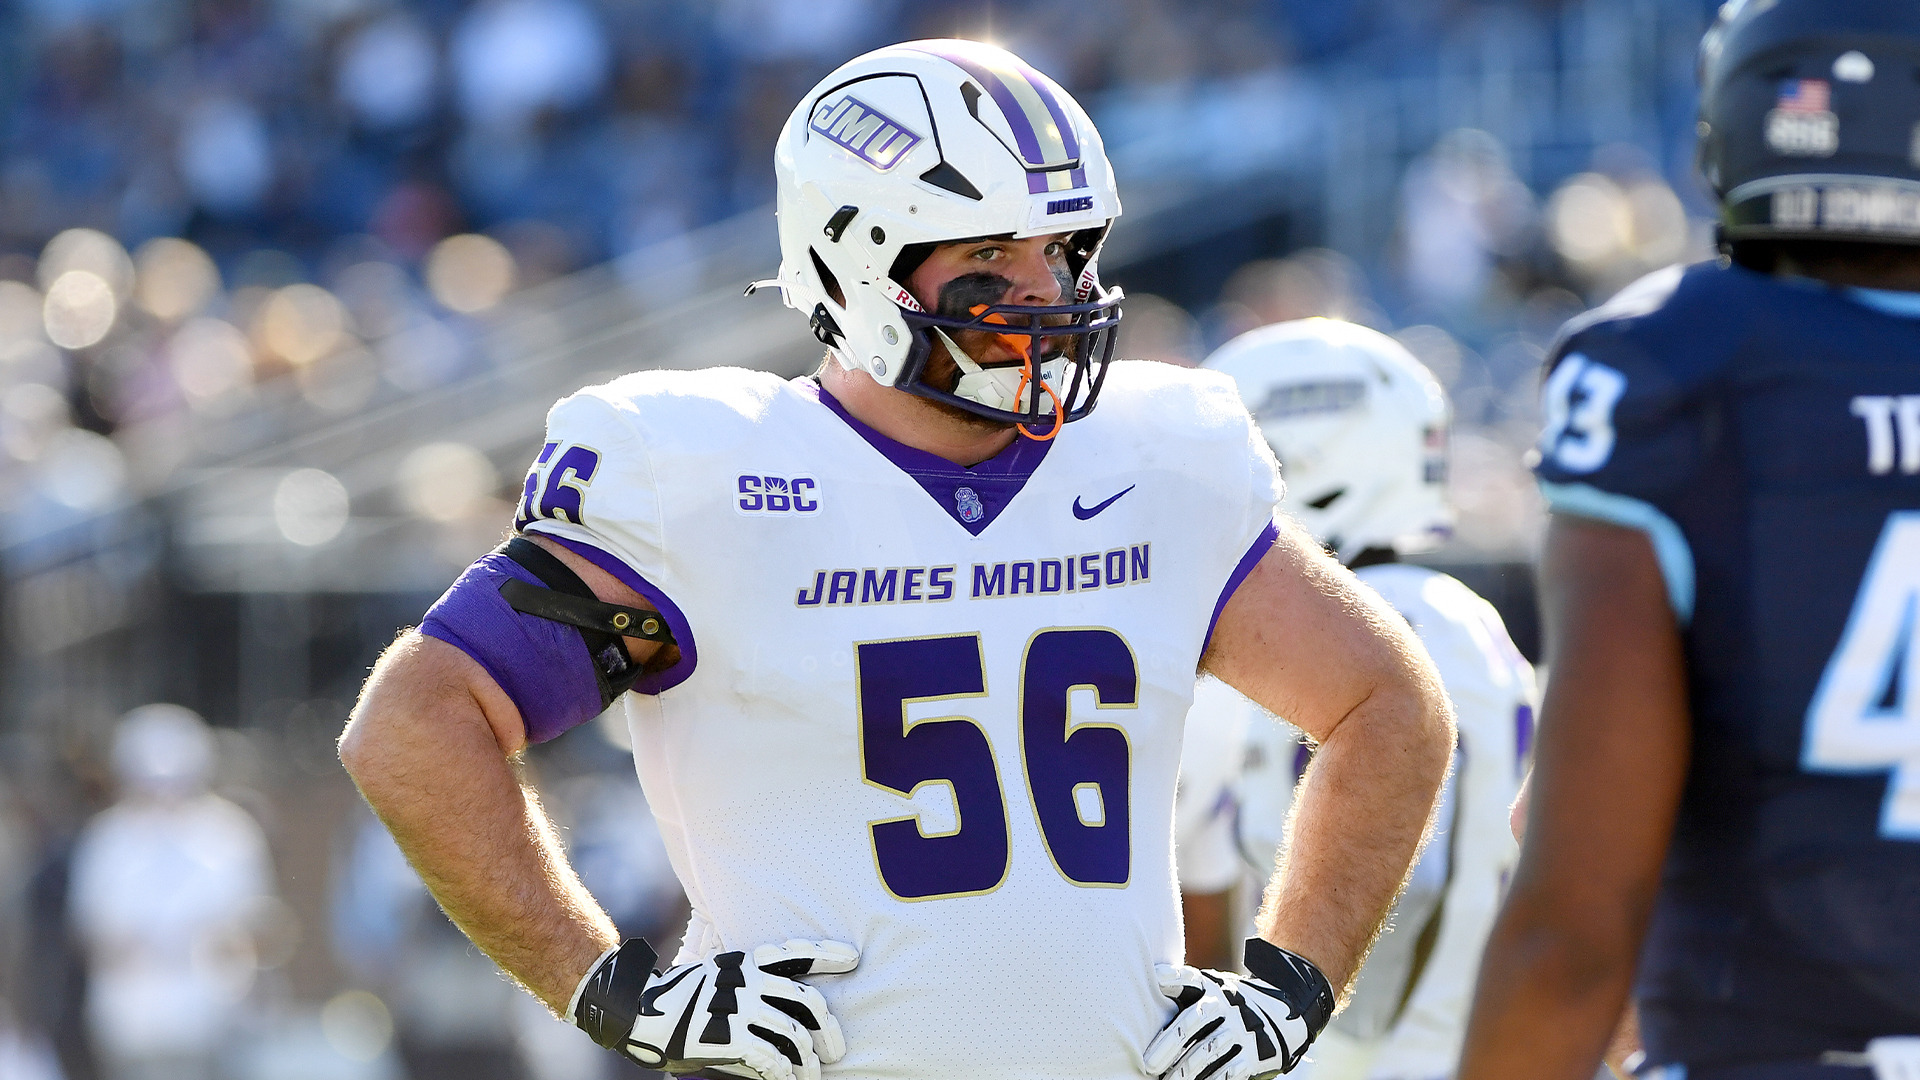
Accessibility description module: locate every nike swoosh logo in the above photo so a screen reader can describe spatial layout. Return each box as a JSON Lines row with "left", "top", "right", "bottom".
{"left": 1073, "top": 485, "right": 1136, "bottom": 520}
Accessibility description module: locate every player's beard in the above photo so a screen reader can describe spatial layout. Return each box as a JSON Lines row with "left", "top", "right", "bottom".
{"left": 917, "top": 267, "right": 1077, "bottom": 431}
{"left": 917, "top": 342, "right": 1018, "bottom": 432}
{"left": 819, "top": 349, "right": 1013, "bottom": 434}
{"left": 917, "top": 357, "right": 1021, "bottom": 432}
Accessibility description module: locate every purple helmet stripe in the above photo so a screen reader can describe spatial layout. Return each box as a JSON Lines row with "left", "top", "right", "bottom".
{"left": 916, "top": 45, "right": 1079, "bottom": 171}
{"left": 928, "top": 50, "right": 1045, "bottom": 163}
{"left": 1027, "top": 76, "right": 1081, "bottom": 161}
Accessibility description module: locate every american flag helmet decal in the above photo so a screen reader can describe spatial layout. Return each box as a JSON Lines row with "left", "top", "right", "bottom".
{"left": 1774, "top": 78, "right": 1831, "bottom": 114}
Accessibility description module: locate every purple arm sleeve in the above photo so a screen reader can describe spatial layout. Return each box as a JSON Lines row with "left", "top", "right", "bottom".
{"left": 419, "top": 552, "right": 606, "bottom": 745}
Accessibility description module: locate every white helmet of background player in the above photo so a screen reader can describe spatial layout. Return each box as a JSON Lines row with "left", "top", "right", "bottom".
{"left": 1206, "top": 318, "right": 1452, "bottom": 563}
{"left": 770, "top": 39, "right": 1123, "bottom": 431}
{"left": 111, "top": 703, "right": 217, "bottom": 797}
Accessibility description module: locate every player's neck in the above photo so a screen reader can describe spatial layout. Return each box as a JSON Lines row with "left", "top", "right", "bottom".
{"left": 819, "top": 360, "right": 1020, "bottom": 467}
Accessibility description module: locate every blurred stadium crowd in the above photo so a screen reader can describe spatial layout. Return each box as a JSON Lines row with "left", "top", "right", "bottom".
{"left": 0, "top": 0, "right": 1718, "bottom": 1078}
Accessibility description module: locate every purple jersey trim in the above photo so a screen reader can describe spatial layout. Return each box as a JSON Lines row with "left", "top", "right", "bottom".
{"left": 529, "top": 532, "right": 698, "bottom": 696}
{"left": 1204, "top": 520, "right": 1279, "bottom": 653}
{"left": 420, "top": 552, "right": 607, "bottom": 745}
{"left": 809, "top": 381, "right": 1054, "bottom": 535}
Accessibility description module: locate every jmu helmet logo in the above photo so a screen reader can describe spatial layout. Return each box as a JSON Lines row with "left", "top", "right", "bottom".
{"left": 810, "top": 97, "right": 922, "bottom": 171}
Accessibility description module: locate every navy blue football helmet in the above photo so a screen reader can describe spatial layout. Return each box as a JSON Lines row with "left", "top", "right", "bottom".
{"left": 1699, "top": 0, "right": 1920, "bottom": 244}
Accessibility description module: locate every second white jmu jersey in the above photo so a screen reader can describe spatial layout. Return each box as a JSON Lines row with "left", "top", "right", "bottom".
{"left": 1177, "top": 564, "right": 1536, "bottom": 1080}
{"left": 521, "top": 360, "right": 1283, "bottom": 1080}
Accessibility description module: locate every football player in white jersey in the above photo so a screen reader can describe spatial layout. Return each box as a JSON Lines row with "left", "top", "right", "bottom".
{"left": 340, "top": 41, "right": 1454, "bottom": 1080}
{"left": 1177, "top": 320, "right": 1536, "bottom": 1080}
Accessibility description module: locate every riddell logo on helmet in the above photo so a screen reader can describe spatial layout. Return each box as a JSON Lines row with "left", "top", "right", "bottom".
{"left": 810, "top": 97, "right": 922, "bottom": 171}
{"left": 1046, "top": 196, "right": 1095, "bottom": 215}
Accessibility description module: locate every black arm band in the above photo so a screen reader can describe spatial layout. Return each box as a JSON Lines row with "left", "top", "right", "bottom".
{"left": 1243, "top": 938, "right": 1337, "bottom": 1036}
{"left": 497, "top": 536, "right": 675, "bottom": 708}
{"left": 575, "top": 938, "right": 659, "bottom": 1050}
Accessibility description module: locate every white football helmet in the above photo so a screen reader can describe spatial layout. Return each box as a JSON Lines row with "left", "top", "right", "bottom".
{"left": 769, "top": 39, "right": 1123, "bottom": 430}
{"left": 1205, "top": 318, "right": 1452, "bottom": 563}
{"left": 111, "top": 703, "right": 217, "bottom": 796}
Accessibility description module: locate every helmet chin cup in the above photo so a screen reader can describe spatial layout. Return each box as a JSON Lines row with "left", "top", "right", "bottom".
{"left": 934, "top": 329, "right": 1066, "bottom": 413}
{"left": 896, "top": 289, "right": 1123, "bottom": 429}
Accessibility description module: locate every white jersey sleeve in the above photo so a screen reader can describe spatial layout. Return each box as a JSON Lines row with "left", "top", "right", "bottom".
{"left": 512, "top": 369, "right": 795, "bottom": 695}
{"left": 515, "top": 381, "right": 665, "bottom": 574}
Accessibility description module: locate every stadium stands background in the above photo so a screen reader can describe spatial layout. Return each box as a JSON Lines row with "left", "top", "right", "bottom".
{"left": 0, "top": 1, "right": 1718, "bottom": 1076}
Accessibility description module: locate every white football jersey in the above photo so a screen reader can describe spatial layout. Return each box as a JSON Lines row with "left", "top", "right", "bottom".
{"left": 520, "top": 360, "right": 1283, "bottom": 1080}
{"left": 1176, "top": 564, "right": 1535, "bottom": 1080}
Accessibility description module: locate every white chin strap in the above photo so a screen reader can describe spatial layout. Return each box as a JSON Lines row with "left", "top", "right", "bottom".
{"left": 933, "top": 329, "right": 1066, "bottom": 413}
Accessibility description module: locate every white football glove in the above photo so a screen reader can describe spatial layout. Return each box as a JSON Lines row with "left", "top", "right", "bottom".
{"left": 1144, "top": 940, "right": 1336, "bottom": 1080}
{"left": 573, "top": 938, "right": 859, "bottom": 1080}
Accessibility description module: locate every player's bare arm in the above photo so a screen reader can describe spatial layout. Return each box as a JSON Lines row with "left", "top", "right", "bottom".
{"left": 1178, "top": 889, "right": 1237, "bottom": 972}
{"left": 1506, "top": 771, "right": 1647, "bottom": 1080}
{"left": 1199, "top": 517, "right": 1455, "bottom": 995}
{"left": 338, "top": 535, "right": 669, "bottom": 1012}
{"left": 341, "top": 631, "right": 616, "bottom": 1012}
{"left": 1456, "top": 515, "right": 1689, "bottom": 1080}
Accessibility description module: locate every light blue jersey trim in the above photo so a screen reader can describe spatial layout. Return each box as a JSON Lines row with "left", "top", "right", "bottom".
{"left": 1538, "top": 481, "right": 1696, "bottom": 625}
{"left": 1847, "top": 287, "right": 1920, "bottom": 320}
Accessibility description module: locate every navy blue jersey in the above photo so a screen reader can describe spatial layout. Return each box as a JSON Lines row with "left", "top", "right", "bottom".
{"left": 1534, "top": 262, "right": 1920, "bottom": 1068}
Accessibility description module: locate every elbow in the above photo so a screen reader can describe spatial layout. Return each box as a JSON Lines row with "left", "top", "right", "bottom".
{"left": 1488, "top": 893, "right": 1642, "bottom": 999}
{"left": 1322, "top": 651, "right": 1455, "bottom": 779}
{"left": 1399, "top": 632, "right": 1457, "bottom": 760}
{"left": 337, "top": 630, "right": 525, "bottom": 800}
{"left": 338, "top": 700, "right": 399, "bottom": 793}
{"left": 336, "top": 629, "right": 431, "bottom": 789}
{"left": 1417, "top": 676, "right": 1457, "bottom": 775}
{"left": 337, "top": 709, "right": 375, "bottom": 781}
{"left": 1364, "top": 656, "right": 1456, "bottom": 817}
{"left": 1415, "top": 681, "right": 1457, "bottom": 811}
{"left": 1381, "top": 653, "right": 1456, "bottom": 783}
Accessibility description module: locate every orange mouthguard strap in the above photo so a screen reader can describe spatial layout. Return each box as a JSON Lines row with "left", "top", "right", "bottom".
{"left": 969, "top": 304, "right": 1033, "bottom": 359}
{"left": 966, "top": 305, "right": 1061, "bottom": 440}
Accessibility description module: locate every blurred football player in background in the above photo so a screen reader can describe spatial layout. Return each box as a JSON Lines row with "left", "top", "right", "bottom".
{"left": 1460, "top": 2, "right": 1920, "bottom": 1077}
{"left": 1177, "top": 320, "right": 1534, "bottom": 1080}
{"left": 341, "top": 38, "right": 1453, "bottom": 1080}
{"left": 69, "top": 705, "right": 276, "bottom": 1080}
